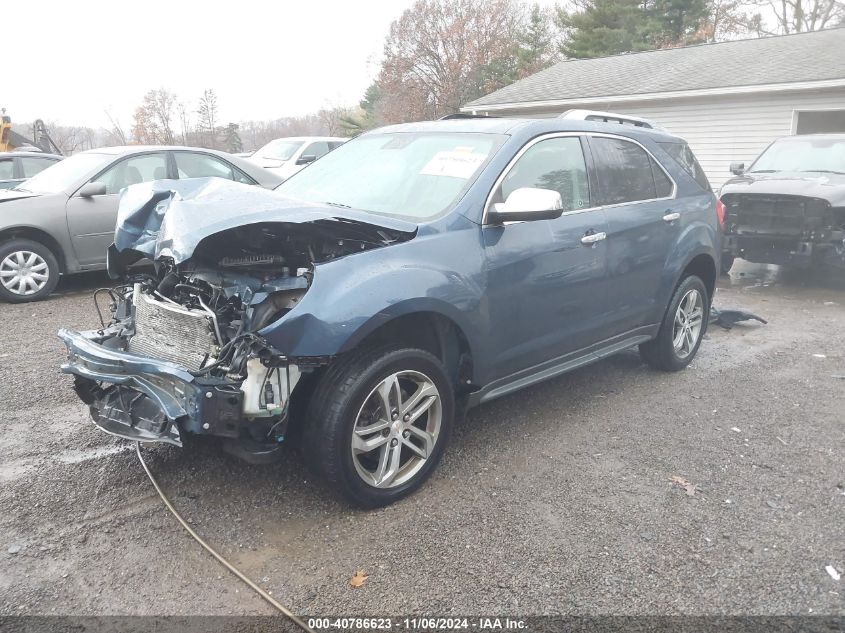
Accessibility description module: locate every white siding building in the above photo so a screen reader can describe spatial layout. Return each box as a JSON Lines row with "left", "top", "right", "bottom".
{"left": 462, "top": 29, "right": 845, "bottom": 189}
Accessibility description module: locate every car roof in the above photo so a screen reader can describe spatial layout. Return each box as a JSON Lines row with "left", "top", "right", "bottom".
{"left": 80, "top": 145, "right": 249, "bottom": 156}
{"left": 371, "top": 117, "right": 682, "bottom": 143}
{"left": 262, "top": 136, "right": 348, "bottom": 142}
{"left": 2, "top": 151, "right": 63, "bottom": 159}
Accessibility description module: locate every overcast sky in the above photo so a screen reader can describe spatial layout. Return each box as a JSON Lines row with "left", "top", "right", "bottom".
{"left": 6, "top": 0, "right": 425, "bottom": 129}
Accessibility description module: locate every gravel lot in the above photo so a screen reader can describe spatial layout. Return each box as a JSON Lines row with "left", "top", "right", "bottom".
{"left": 1, "top": 263, "right": 843, "bottom": 617}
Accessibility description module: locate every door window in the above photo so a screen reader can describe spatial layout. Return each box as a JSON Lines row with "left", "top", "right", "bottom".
{"left": 175, "top": 152, "right": 236, "bottom": 180}
{"left": 591, "top": 137, "right": 665, "bottom": 205}
{"left": 496, "top": 136, "right": 590, "bottom": 212}
{"left": 95, "top": 153, "right": 168, "bottom": 194}
{"left": 0, "top": 159, "right": 13, "bottom": 180}
{"left": 651, "top": 158, "right": 674, "bottom": 197}
{"left": 20, "top": 157, "right": 59, "bottom": 178}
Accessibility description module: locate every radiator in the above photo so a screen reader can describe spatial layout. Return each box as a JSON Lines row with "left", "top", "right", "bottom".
{"left": 127, "top": 288, "right": 218, "bottom": 371}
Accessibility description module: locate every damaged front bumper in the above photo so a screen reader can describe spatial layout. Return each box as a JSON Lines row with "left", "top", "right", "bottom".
{"left": 59, "top": 328, "right": 251, "bottom": 447}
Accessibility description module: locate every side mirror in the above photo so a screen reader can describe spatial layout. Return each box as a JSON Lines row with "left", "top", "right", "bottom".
{"left": 78, "top": 181, "right": 107, "bottom": 197}
{"left": 487, "top": 187, "right": 563, "bottom": 224}
{"left": 730, "top": 162, "right": 745, "bottom": 176}
{"left": 296, "top": 154, "right": 317, "bottom": 166}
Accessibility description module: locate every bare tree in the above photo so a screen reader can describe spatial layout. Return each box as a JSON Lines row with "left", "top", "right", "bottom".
{"left": 745, "top": 0, "right": 844, "bottom": 34}
{"left": 196, "top": 89, "right": 219, "bottom": 149}
{"left": 376, "top": 0, "right": 524, "bottom": 123}
{"left": 104, "top": 110, "right": 128, "bottom": 145}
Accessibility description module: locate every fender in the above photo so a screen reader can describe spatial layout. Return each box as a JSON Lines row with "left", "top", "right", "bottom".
{"left": 260, "top": 227, "right": 487, "bottom": 373}
{"left": 652, "top": 216, "right": 718, "bottom": 324}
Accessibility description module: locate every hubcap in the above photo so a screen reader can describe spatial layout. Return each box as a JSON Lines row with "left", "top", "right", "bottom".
{"left": 351, "top": 370, "right": 442, "bottom": 489}
{"left": 673, "top": 288, "right": 704, "bottom": 359}
{"left": 0, "top": 251, "right": 50, "bottom": 296}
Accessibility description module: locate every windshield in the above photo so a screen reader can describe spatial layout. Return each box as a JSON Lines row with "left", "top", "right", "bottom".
{"left": 275, "top": 132, "right": 504, "bottom": 220}
{"left": 255, "top": 139, "right": 304, "bottom": 161}
{"left": 16, "top": 152, "right": 113, "bottom": 194}
{"left": 750, "top": 137, "right": 845, "bottom": 174}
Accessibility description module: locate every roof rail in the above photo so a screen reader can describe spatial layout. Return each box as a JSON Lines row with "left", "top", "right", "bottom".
{"left": 559, "top": 109, "right": 663, "bottom": 130}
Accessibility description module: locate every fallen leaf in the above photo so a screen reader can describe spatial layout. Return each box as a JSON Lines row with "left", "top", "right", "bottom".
{"left": 671, "top": 475, "right": 697, "bottom": 496}
{"left": 350, "top": 569, "right": 369, "bottom": 588}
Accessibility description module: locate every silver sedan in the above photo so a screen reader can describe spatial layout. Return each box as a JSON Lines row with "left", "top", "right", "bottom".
{"left": 0, "top": 146, "right": 283, "bottom": 302}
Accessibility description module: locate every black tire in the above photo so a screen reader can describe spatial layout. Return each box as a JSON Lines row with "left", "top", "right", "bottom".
{"left": 639, "top": 275, "right": 710, "bottom": 372}
{"left": 0, "top": 238, "right": 60, "bottom": 303}
{"left": 303, "top": 347, "right": 454, "bottom": 508}
{"left": 720, "top": 252, "right": 735, "bottom": 275}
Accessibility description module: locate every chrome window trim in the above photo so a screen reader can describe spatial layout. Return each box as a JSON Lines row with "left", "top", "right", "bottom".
{"left": 482, "top": 132, "right": 678, "bottom": 225}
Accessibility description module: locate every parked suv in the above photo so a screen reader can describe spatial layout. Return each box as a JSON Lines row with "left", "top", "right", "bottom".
{"left": 59, "top": 115, "right": 720, "bottom": 507}
{"left": 720, "top": 134, "right": 845, "bottom": 272}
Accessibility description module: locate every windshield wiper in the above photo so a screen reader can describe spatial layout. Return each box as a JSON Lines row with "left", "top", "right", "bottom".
{"left": 323, "top": 201, "right": 352, "bottom": 209}
{"left": 747, "top": 170, "right": 777, "bottom": 173}
{"left": 799, "top": 169, "right": 845, "bottom": 175}
{"left": 10, "top": 187, "right": 31, "bottom": 192}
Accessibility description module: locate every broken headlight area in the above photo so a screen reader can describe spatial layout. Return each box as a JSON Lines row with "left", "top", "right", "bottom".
{"left": 57, "top": 222, "right": 380, "bottom": 460}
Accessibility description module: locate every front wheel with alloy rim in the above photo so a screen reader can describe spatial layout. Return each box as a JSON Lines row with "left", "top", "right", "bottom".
{"left": 304, "top": 347, "right": 454, "bottom": 508}
{"left": 0, "top": 238, "right": 60, "bottom": 303}
{"left": 639, "top": 274, "right": 709, "bottom": 372}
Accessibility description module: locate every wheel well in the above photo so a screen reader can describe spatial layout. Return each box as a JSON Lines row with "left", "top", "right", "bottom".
{"left": 682, "top": 253, "right": 716, "bottom": 302}
{"left": 356, "top": 312, "right": 474, "bottom": 389}
{"left": 0, "top": 227, "right": 66, "bottom": 273}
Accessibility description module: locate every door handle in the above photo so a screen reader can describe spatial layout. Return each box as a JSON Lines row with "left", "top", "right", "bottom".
{"left": 663, "top": 212, "right": 681, "bottom": 223}
{"left": 580, "top": 231, "right": 607, "bottom": 245}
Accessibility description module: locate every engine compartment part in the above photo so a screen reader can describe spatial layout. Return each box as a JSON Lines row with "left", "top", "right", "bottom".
{"left": 241, "top": 358, "right": 302, "bottom": 418}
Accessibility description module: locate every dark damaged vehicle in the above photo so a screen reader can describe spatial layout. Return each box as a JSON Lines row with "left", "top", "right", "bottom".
{"left": 721, "top": 134, "right": 845, "bottom": 272}
{"left": 59, "top": 116, "right": 720, "bottom": 507}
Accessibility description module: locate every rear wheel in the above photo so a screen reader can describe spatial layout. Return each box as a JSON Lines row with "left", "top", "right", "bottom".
{"left": 304, "top": 347, "right": 454, "bottom": 508}
{"left": 639, "top": 275, "right": 709, "bottom": 372}
{"left": 0, "top": 238, "right": 60, "bottom": 303}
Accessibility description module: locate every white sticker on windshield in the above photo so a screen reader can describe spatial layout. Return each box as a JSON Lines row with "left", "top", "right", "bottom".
{"left": 420, "top": 150, "right": 487, "bottom": 179}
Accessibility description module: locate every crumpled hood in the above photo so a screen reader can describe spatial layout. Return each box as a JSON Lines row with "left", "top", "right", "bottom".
{"left": 112, "top": 177, "right": 418, "bottom": 265}
{"left": 721, "top": 171, "right": 845, "bottom": 206}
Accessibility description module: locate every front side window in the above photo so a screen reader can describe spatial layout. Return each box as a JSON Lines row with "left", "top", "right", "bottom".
{"left": 495, "top": 136, "right": 590, "bottom": 212}
{"left": 94, "top": 153, "right": 168, "bottom": 195}
{"left": 590, "top": 137, "right": 661, "bottom": 205}
{"left": 20, "top": 157, "right": 59, "bottom": 178}
{"left": 276, "top": 132, "right": 505, "bottom": 221}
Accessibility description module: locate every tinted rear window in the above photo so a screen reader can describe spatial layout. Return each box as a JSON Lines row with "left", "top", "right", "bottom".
{"left": 658, "top": 141, "right": 710, "bottom": 190}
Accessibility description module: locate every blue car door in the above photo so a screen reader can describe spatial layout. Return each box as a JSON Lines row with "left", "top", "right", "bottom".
{"left": 586, "top": 135, "right": 679, "bottom": 335}
{"left": 482, "top": 135, "right": 612, "bottom": 381}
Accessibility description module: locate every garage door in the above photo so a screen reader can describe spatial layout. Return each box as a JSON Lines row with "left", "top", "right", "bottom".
{"left": 795, "top": 110, "right": 845, "bottom": 134}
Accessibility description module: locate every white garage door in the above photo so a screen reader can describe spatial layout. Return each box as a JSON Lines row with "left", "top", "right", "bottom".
{"left": 795, "top": 110, "right": 845, "bottom": 134}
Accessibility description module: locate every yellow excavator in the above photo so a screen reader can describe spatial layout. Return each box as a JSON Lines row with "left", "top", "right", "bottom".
{"left": 0, "top": 109, "right": 62, "bottom": 154}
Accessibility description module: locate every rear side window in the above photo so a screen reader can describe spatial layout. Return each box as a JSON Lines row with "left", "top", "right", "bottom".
{"left": 590, "top": 137, "right": 659, "bottom": 205}
{"left": 658, "top": 141, "right": 710, "bottom": 190}
{"left": 498, "top": 136, "right": 591, "bottom": 212}
{"left": 20, "top": 157, "right": 58, "bottom": 178}
{"left": 0, "top": 158, "right": 13, "bottom": 179}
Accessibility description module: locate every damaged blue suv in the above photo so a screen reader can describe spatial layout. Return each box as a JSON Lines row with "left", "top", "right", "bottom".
{"left": 59, "top": 114, "right": 720, "bottom": 507}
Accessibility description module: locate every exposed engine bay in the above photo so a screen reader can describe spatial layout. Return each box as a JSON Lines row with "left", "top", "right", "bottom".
{"left": 61, "top": 218, "right": 413, "bottom": 460}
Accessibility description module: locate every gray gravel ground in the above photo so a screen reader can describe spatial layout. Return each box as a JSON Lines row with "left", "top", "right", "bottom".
{"left": 0, "top": 263, "right": 843, "bottom": 617}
